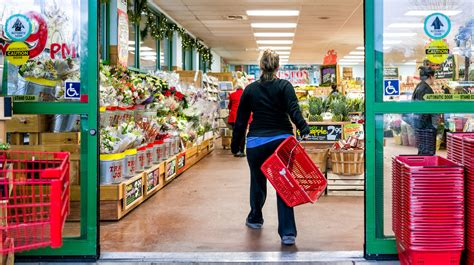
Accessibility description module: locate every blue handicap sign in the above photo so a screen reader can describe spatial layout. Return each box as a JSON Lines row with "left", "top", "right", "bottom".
{"left": 384, "top": 79, "right": 400, "bottom": 96}
{"left": 64, "top": 81, "right": 81, "bottom": 99}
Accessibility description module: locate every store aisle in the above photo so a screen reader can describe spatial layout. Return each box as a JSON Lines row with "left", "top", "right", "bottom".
{"left": 101, "top": 145, "right": 364, "bottom": 252}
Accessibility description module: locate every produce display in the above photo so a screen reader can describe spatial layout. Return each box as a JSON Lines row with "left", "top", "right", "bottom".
{"left": 301, "top": 94, "right": 364, "bottom": 122}
{"left": 99, "top": 63, "right": 218, "bottom": 184}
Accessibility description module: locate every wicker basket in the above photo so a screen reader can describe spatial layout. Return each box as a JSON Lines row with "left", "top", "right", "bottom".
{"left": 222, "top": 136, "right": 232, "bottom": 149}
{"left": 306, "top": 148, "right": 329, "bottom": 173}
{"left": 330, "top": 149, "right": 364, "bottom": 176}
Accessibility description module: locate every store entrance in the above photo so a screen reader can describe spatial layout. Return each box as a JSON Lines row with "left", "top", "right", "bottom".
{"left": 98, "top": 0, "right": 365, "bottom": 256}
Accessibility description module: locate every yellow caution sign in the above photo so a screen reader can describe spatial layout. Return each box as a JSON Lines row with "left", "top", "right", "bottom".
{"left": 425, "top": 40, "right": 449, "bottom": 64}
{"left": 5, "top": 41, "right": 30, "bottom": 66}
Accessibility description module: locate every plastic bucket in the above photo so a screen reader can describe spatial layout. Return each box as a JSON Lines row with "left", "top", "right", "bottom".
{"left": 51, "top": 114, "right": 81, "bottom": 132}
{"left": 100, "top": 153, "right": 125, "bottom": 184}
{"left": 154, "top": 140, "right": 164, "bottom": 162}
{"left": 136, "top": 146, "right": 147, "bottom": 173}
{"left": 145, "top": 144, "right": 154, "bottom": 168}
{"left": 123, "top": 149, "right": 137, "bottom": 178}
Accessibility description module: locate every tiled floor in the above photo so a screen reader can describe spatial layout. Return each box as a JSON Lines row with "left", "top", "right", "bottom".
{"left": 100, "top": 144, "right": 364, "bottom": 252}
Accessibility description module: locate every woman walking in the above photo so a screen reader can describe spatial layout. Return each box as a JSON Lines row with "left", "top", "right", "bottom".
{"left": 231, "top": 49, "right": 310, "bottom": 246}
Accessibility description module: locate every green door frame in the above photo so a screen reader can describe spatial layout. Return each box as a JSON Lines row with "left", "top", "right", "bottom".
{"left": 364, "top": 0, "right": 472, "bottom": 258}
{"left": 10, "top": 0, "right": 99, "bottom": 259}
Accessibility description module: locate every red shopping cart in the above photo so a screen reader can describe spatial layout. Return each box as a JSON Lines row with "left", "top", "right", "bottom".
{"left": 0, "top": 151, "right": 70, "bottom": 254}
{"left": 261, "top": 136, "right": 327, "bottom": 207}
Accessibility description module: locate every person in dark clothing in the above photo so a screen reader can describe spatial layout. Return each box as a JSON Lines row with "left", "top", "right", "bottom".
{"left": 330, "top": 83, "right": 339, "bottom": 95}
{"left": 412, "top": 66, "right": 437, "bottom": 155}
{"left": 232, "top": 49, "right": 310, "bottom": 246}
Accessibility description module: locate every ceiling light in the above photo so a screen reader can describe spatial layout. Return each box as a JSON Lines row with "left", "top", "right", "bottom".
{"left": 276, "top": 51, "right": 291, "bottom": 55}
{"left": 350, "top": 51, "right": 365, "bottom": 55}
{"left": 141, "top": 56, "right": 156, "bottom": 61}
{"left": 384, "top": 40, "right": 402, "bottom": 45}
{"left": 339, "top": 63, "right": 360, "bottom": 65}
{"left": 340, "top": 59, "right": 364, "bottom": 62}
{"left": 383, "top": 46, "right": 391, "bottom": 50}
{"left": 280, "top": 56, "right": 289, "bottom": 59}
{"left": 128, "top": 47, "right": 135, "bottom": 51}
{"left": 384, "top": 32, "right": 417, "bottom": 37}
{"left": 140, "top": 51, "right": 157, "bottom": 56}
{"left": 247, "top": 10, "right": 299, "bottom": 16}
{"left": 258, "top": 46, "right": 292, "bottom": 50}
{"left": 257, "top": 40, "right": 293, "bottom": 45}
{"left": 356, "top": 46, "right": 365, "bottom": 50}
{"left": 404, "top": 10, "right": 462, "bottom": 16}
{"left": 254, "top": 32, "right": 295, "bottom": 37}
{"left": 140, "top": 46, "right": 154, "bottom": 51}
{"left": 251, "top": 23, "right": 297, "bottom": 29}
{"left": 404, "top": 61, "right": 417, "bottom": 65}
{"left": 344, "top": 55, "right": 365, "bottom": 59}
{"left": 388, "top": 23, "right": 424, "bottom": 28}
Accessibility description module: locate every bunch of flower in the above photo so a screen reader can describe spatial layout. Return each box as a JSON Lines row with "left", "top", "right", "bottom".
{"left": 100, "top": 122, "right": 144, "bottom": 154}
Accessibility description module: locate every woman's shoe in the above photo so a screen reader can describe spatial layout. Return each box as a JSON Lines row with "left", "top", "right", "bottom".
{"left": 245, "top": 219, "right": 263, "bottom": 229}
{"left": 281, "top": 236, "right": 296, "bottom": 246}
{"left": 234, "top": 152, "right": 242, "bottom": 157}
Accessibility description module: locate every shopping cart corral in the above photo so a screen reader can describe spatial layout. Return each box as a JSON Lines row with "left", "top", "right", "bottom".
{"left": 0, "top": 151, "right": 70, "bottom": 257}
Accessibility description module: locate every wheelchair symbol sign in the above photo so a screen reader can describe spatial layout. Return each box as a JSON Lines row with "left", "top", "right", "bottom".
{"left": 64, "top": 81, "right": 81, "bottom": 99}
{"left": 384, "top": 79, "right": 400, "bottom": 96}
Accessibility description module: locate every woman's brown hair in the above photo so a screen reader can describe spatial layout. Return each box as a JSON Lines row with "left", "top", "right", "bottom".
{"left": 259, "top": 49, "right": 279, "bottom": 82}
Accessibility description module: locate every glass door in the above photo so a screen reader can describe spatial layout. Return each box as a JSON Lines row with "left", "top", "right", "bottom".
{"left": 365, "top": 0, "right": 474, "bottom": 257}
{"left": 0, "top": 0, "right": 98, "bottom": 258}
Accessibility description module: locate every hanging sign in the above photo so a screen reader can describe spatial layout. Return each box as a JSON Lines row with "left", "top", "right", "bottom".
{"left": 426, "top": 40, "right": 449, "bottom": 64}
{"left": 320, "top": 65, "right": 337, "bottom": 87}
{"left": 276, "top": 70, "right": 310, "bottom": 85}
{"left": 5, "top": 42, "right": 29, "bottom": 66}
{"left": 424, "top": 94, "right": 474, "bottom": 101}
{"left": 4, "top": 14, "right": 32, "bottom": 41}
{"left": 424, "top": 13, "right": 451, "bottom": 40}
{"left": 383, "top": 67, "right": 399, "bottom": 79}
{"left": 117, "top": 8, "right": 129, "bottom": 66}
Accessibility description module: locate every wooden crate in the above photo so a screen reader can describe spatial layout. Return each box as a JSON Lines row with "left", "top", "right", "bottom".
{"left": 8, "top": 132, "right": 40, "bottom": 145}
{"left": 330, "top": 149, "right": 364, "bottom": 176}
{"left": 6, "top": 114, "right": 49, "bottom": 132}
{"left": 40, "top": 132, "right": 80, "bottom": 145}
{"left": 9, "top": 144, "right": 81, "bottom": 160}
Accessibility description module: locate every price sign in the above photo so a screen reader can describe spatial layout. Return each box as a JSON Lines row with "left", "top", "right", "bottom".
{"left": 146, "top": 169, "right": 159, "bottom": 194}
{"left": 124, "top": 177, "right": 143, "bottom": 209}
{"left": 298, "top": 124, "right": 343, "bottom": 142}
{"left": 177, "top": 152, "right": 186, "bottom": 174}
{"left": 166, "top": 158, "right": 177, "bottom": 181}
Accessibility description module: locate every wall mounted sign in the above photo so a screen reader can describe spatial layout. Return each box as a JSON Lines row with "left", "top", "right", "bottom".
{"left": 247, "top": 65, "right": 321, "bottom": 85}
{"left": 4, "top": 14, "right": 32, "bottom": 41}
{"left": 426, "top": 40, "right": 449, "bottom": 64}
{"left": 424, "top": 13, "right": 451, "bottom": 40}
{"left": 320, "top": 65, "right": 337, "bottom": 87}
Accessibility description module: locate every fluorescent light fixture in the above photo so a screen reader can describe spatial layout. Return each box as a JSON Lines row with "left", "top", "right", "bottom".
{"left": 388, "top": 23, "right": 424, "bottom": 28}
{"left": 384, "top": 32, "right": 417, "bottom": 37}
{"left": 258, "top": 46, "right": 292, "bottom": 50}
{"left": 254, "top": 32, "right": 295, "bottom": 37}
{"left": 279, "top": 56, "right": 289, "bottom": 59}
{"left": 276, "top": 51, "right": 291, "bottom": 55}
{"left": 339, "top": 62, "right": 360, "bottom": 65}
{"left": 340, "top": 59, "right": 364, "bottom": 62}
{"left": 128, "top": 41, "right": 143, "bottom": 45}
{"left": 344, "top": 55, "right": 365, "bottom": 59}
{"left": 256, "top": 40, "right": 293, "bottom": 45}
{"left": 247, "top": 10, "right": 299, "bottom": 16}
{"left": 383, "top": 46, "right": 391, "bottom": 50}
{"left": 140, "top": 51, "right": 157, "bottom": 56}
{"left": 405, "top": 10, "right": 462, "bottom": 16}
{"left": 140, "top": 46, "right": 154, "bottom": 51}
{"left": 141, "top": 56, "right": 156, "bottom": 61}
{"left": 356, "top": 46, "right": 365, "bottom": 50}
{"left": 251, "top": 23, "right": 297, "bottom": 28}
{"left": 350, "top": 51, "right": 365, "bottom": 55}
{"left": 384, "top": 40, "right": 402, "bottom": 44}
{"left": 128, "top": 46, "right": 135, "bottom": 51}
{"left": 404, "top": 61, "right": 417, "bottom": 65}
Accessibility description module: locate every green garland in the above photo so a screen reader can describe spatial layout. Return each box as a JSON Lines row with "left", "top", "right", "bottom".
{"left": 127, "top": 1, "right": 214, "bottom": 68}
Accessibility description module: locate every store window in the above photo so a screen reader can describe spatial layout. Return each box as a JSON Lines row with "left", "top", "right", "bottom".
{"left": 1, "top": 0, "right": 82, "bottom": 101}
{"left": 139, "top": 18, "right": 157, "bottom": 71}
{"left": 99, "top": 3, "right": 108, "bottom": 61}
{"left": 128, "top": 23, "right": 136, "bottom": 67}
{"left": 381, "top": 112, "right": 474, "bottom": 236}
{"left": 160, "top": 38, "right": 168, "bottom": 70}
{"left": 380, "top": 0, "right": 473, "bottom": 102}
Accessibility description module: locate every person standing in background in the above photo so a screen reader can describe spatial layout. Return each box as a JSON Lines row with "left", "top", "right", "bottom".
{"left": 228, "top": 80, "right": 247, "bottom": 157}
{"left": 330, "top": 83, "right": 339, "bottom": 95}
{"left": 232, "top": 49, "right": 310, "bottom": 246}
{"left": 412, "top": 66, "right": 438, "bottom": 155}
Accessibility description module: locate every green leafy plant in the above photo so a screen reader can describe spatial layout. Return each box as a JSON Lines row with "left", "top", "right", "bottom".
{"left": 308, "top": 97, "right": 324, "bottom": 122}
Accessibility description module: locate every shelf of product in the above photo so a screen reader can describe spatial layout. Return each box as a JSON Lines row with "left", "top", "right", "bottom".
{"left": 72, "top": 64, "right": 219, "bottom": 221}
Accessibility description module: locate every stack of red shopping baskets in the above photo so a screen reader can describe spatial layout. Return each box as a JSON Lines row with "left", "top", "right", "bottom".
{"left": 392, "top": 156, "right": 464, "bottom": 265}
{"left": 461, "top": 136, "right": 474, "bottom": 265}
{"left": 446, "top": 132, "right": 474, "bottom": 164}
{"left": 0, "top": 151, "right": 70, "bottom": 254}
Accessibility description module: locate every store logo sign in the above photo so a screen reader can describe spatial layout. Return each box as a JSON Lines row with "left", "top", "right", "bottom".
{"left": 384, "top": 79, "right": 400, "bottom": 96}
{"left": 424, "top": 13, "right": 451, "bottom": 39}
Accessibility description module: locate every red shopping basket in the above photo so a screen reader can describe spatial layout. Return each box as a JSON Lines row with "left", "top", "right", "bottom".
{"left": 0, "top": 151, "right": 70, "bottom": 254}
{"left": 261, "top": 136, "right": 327, "bottom": 207}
